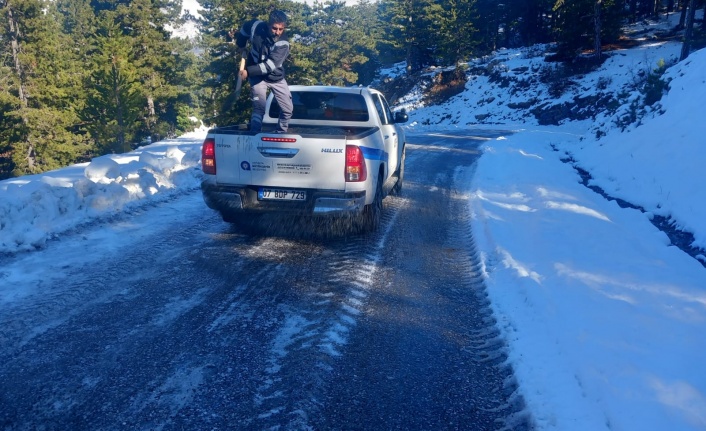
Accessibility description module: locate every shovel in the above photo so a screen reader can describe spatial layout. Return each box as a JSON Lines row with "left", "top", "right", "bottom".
{"left": 222, "top": 49, "right": 247, "bottom": 112}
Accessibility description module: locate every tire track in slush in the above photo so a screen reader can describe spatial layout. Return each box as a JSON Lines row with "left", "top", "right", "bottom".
{"left": 117, "top": 233, "right": 322, "bottom": 429}
{"left": 114, "top": 212, "right": 404, "bottom": 430}
{"left": 448, "top": 163, "right": 532, "bottom": 429}
{"left": 298, "top": 134, "right": 531, "bottom": 430}
{"left": 1, "top": 194, "right": 328, "bottom": 430}
{"left": 250, "top": 197, "right": 407, "bottom": 429}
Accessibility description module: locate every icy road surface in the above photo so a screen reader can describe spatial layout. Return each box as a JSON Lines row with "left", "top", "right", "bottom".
{"left": 0, "top": 131, "right": 529, "bottom": 430}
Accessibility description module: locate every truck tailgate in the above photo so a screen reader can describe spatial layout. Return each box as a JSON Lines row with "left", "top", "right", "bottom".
{"left": 214, "top": 133, "right": 347, "bottom": 191}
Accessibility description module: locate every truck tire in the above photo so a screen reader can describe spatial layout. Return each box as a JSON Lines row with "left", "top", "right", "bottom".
{"left": 391, "top": 146, "right": 405, "bottom": 195}
{"left": 358, "top": 175, "right": 383, "bottom": 233}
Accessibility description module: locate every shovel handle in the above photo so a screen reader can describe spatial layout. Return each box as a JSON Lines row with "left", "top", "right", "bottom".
{"left": 239, "top": 50, "right": 247, "bottom": 71}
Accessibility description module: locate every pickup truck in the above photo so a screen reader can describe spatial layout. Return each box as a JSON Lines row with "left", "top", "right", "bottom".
{"left": 200, "top": 85, "right": 408, "bottom": 233}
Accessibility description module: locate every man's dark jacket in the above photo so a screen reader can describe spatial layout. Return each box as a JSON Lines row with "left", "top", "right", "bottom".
{"left": 236, "top": 20, "right": 289, "bottom": 83}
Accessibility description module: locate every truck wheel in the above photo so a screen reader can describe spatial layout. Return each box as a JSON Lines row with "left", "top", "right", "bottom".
{"left": 392, "top": 146, "right": 405, "bottom": 195}
{"left": 358, "top": 175, "right": 383, "bottom": 233}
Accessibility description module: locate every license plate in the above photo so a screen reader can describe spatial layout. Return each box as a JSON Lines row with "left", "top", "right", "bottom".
{"left": 258, "top": 188, "right": 306, "bottom": 201}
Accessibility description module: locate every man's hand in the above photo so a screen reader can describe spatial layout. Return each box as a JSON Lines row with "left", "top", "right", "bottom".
{"left": 239, "top": 69, "right": 248, "bottom": 80}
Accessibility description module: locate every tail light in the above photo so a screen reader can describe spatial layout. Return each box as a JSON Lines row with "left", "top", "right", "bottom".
{"left": 202, "top": 138, "right": 216, "bottom": 175}
{"left": 345, "top": 145, "right": 366, "bottom": 182}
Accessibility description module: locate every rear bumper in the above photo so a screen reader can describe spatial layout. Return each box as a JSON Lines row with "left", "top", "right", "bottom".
{"left": 201, "top": 180, "right": 366, "bottom": 216}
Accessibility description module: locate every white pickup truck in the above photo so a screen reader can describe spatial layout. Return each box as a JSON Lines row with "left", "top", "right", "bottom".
{"left": 200, "top": 85, "right": 408, "bottom": 232}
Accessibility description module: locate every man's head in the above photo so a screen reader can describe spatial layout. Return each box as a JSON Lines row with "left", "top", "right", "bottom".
{"left": 268, "top": 10, "right": 287, "bottom": 38}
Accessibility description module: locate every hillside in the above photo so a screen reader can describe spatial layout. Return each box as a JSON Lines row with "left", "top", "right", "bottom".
{"left": 378, "top": 16, "right": 685, "bottom": 137}
{"left": 375, "top": 13, "right": 706, "bottom": 262}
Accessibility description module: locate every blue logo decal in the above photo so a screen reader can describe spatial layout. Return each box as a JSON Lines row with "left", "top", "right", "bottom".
{"left": 360, "top": 147, "right": 386, "bottom": 161}
{"left": 241, "top": 161, "right": 251, "bottom": 171}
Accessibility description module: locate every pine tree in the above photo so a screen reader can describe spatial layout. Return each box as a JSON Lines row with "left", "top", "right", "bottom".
{"left": 167, "top": 36, "right": 203, "bottom": 135}
{"left": 374, "top": 0, "right": 406, "bottom": 66}
{"left": 552, "top": 0, "right": 622, "bottom": 60}
{"left": 435, "top": 0, "right": 479, "bottom": 65}
{"left": 83, "top": 22, "right": 144, "bottom": 154}
{"left": 501, "top": 0, "right": 554, "bottom": 47}
{"left": 1, "top": 0, "right": 93, "bottom": 177}
{"left": 348, "top": 0, "right": 388, "bottom": 85}
{"left": 105, "top": 0, "right": 194, "bottom": 141}
{"left": 0, "top": 0, "right": 23, "bottom": 178}
{"left": 296, "top": 1, "right": 375, "bottom": 86}
{"left": 382, "top": 0, "right": 437, "bottom": 73}
{"left": 0, "top": 81, "right": 22, "bottom": 179}
{"left": 473, "top": 0, "right": 502, "bottom": 52}
{"left": 286, "top": 2, "right": 318, "bottom": 87}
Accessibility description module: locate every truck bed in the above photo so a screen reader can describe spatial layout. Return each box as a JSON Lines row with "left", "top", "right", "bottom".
{"left": 208, "top": 124, "right": 379, "bottom": 140}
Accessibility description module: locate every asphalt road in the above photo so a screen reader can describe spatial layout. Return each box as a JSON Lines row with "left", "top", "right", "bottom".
{"left": 0, "top": 131, "right": 531, "bottom": 430}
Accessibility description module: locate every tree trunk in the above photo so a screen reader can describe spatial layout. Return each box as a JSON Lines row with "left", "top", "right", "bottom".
{"left": 679, "top": 0, "right": 696, "bottom": 60}
{"left": 7, "top": 5, "right": 35, "bottom": 172}
{"left": 628, "top": 0, "right": 637, "bottom": 23}
{"left": 594, "top": 0, "right": 602, "bottom": 61}
{"left": 678, "top": 0, "right": 688, "bottom": 28}
{"left": 7, "top": 7, "right": 27, "bottom": 107}
{"left": 111, "top": 56, "right": 127, "bottom": 154}
{"left": 406, "top": 43, "right": 422, "bottom": 74}
{"left": 147, "top": 95, "right": 155, "bottom": 116}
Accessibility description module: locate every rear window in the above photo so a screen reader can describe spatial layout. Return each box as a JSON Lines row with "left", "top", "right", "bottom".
{"left": 269, "top": 92, "right": 369, "bottom": 122}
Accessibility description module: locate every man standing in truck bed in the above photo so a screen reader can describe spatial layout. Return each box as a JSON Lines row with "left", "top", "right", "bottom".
{"left": 235, "top": 10, "right": 293, "bottom": 133}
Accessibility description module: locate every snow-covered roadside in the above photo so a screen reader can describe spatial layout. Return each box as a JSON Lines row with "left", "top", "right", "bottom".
{"left": 567, "top": 48, "right": 706, "bottom": 250}
{"left": 0, "top": 130, "right": 206, "bottom": 253}
{"left": 468, "top": 127, "right": 706, "bottom": 431}
{"left": 461, "top": 44, "right": 706, "bottom": 431}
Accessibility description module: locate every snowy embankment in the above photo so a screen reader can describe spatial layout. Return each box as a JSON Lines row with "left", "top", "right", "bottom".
{"left": 0, "top": 131, "right": 206, "bottom": 253}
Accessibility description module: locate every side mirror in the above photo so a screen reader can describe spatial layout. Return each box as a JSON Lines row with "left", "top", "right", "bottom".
{"left": 394, "top": 111, "right": 409, "bottom": 124}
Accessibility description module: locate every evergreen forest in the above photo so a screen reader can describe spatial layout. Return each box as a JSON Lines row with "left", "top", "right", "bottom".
{"left": 1, "top": 0, "right": 703, "bottom": 179}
